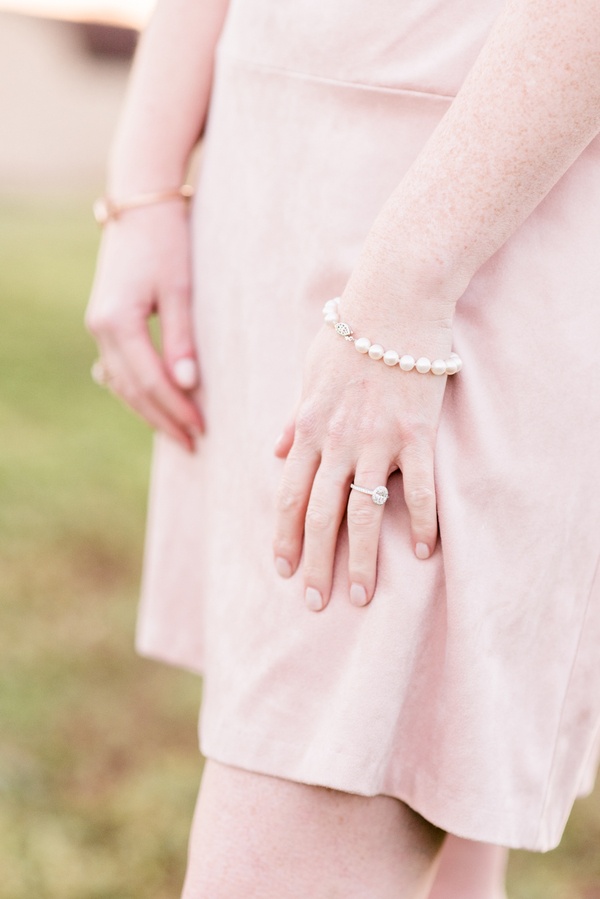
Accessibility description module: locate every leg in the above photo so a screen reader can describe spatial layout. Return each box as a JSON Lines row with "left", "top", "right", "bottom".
{"left": 427, "top": 834, "right": 509, "bottom": 899}
{"left": 182, "top": 759, "right": 445, "bottom": 899}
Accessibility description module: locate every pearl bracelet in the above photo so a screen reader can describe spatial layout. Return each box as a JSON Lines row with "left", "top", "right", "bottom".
{"left": 322, "top": 297, "right": 462, "bottom": 376}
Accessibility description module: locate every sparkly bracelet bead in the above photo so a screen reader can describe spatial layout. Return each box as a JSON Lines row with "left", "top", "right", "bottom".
{"left": 322, "top": 296, "right": 462, "bottom": 375}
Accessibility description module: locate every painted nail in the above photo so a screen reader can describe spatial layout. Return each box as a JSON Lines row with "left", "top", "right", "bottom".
{"left": 305, "top": 587, "right": 323, "bottom": 611}
{"left": 173, "top": 357, "right": 198, "bottom": 389}
{"left": 350, "top": 583, "right": 368, "bottom": 607}
{"left": 275, "top": 556, "right": 292, "bottom": 578}
{"left": 415, "top": 542, "right": 431, "bottom": 560}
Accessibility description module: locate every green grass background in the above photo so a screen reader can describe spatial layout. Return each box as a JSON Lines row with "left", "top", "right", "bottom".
{"left": 0, "top": 197, "right": 599, "bottom": 898}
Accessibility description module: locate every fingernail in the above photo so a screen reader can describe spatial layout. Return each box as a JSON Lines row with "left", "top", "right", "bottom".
{"left": 305, "top": 587, "right": 323, "bottom": 611}
{"left": 350, "top": 583, "right": 368, "bottom": 607}
{"left": 173, "top": 357, "right": 198, "bottom": 389}
{"left": 416, "top": 542, "right": 431, "bottom": 560}
{"left": 275, "top": 556, "right": 292, "bottom": 578}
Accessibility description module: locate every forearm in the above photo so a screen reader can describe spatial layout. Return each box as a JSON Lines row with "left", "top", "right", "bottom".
{"left": 108, "top": 0, "right": 230, "bottom": 195}
{"left": 371, "top": 0, "right": 600, "bottom": 303}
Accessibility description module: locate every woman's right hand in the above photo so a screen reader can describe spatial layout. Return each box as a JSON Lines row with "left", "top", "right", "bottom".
{"left": 85, "top": 201, "right": 204, "bottom": 452}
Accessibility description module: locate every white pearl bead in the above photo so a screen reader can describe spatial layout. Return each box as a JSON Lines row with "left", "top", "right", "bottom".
{"left": 444, "top": 358, "right": 458, "bottom": 375}
{"left": 415, "top": 357, "right": 432, "bottom": 374}
{"left": 399, "top": 354, "right": 415, "bottom": 371}
{"left": 324, "top": 312, "right": 339, "bottom": 325}
{"left": 354, "top": 337, "right": 371, "bottom": 354}
{"left": 368, "top": 344, "right": 384, "bottom": 360}
{"left": 449, "top": 351, "right": 463, "bottom": 370}
{"left": 431, "top": 358, "right": 447, "bottom": 376}
{"left": 383, "top": 349, "right": 400, "bottom": 366}
{"left": 324, "top": 298, "right": 339, "bottom": 310}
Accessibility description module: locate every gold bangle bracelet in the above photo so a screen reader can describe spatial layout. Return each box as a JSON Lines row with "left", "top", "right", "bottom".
{"left": 93, "top": 184, "right": 194, "bottom": 226}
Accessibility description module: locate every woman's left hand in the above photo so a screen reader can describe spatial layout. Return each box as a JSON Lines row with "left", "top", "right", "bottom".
{"left": 272, "top": 265, "right": 456, "bottom": 612}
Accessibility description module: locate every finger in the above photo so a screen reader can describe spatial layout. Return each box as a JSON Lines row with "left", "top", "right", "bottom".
{"left": 399, "top": 443, "right": 438, "bottom": 560}
{"left": 274, "top": 418, "right": 295, "bottom": 458}
{"left": 159, "top": 283, "right": 200, "bottom": 392}
{"left": 273, "top": 444, "right": 320, "bottom": 581}
{"left": 117, "top": 330, "right": 204, "bottom": 434}
{"left": 99, "top": 345, "right": 195, "bottom": 451}
{"left": 347, "top": 460, "right": 393, "bottom": 607}
{"left": 302, "top": 463, "right": 352, "bottom": 612}
{"left": 122, "top": 385, "right": 196, "bottom": 450}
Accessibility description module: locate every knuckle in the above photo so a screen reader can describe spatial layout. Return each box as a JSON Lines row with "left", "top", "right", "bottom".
{"left": 295, "top": 407, "right": 319, "bottom": 442}
{"left": 86, "top": 309, "right": 115, "bottom": 337}
{"left": 305, "top": 505, "right": 332, "bottom": 532}
{"left": 347, "top": 505, "right": 378, "bottom": 528}
{"left": 324, "top": 415, "right": 347, "bottom": 447}
{"left": 121, "top": 385, "right": 142, "bottom": 409}
{"left": 406, "top": 485, "right": 435, "bottom": 509}
{"left": 138, "top": 371, "right": 162, "bottom": 397}
{"left": 272, "top": 536, "right": 296, "bottom": 559}
{"left": 276, "top": 484, "right": 305, "bottom": 516}
{"left": 400, "top": 419, "right": 436, "bottom": 447}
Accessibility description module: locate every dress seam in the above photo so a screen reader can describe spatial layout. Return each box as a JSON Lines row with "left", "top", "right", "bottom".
{"left": 216, "top": 47, "right": 456, "bottom": 102}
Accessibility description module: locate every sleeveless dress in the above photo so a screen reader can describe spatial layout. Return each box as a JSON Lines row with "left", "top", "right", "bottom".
{"left": 135, "top": 0, "right": 600, "bottom": 851}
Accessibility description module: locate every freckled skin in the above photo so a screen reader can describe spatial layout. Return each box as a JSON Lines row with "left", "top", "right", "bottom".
{"left": 354, "top": 0, "right": 600, "bottom": 316}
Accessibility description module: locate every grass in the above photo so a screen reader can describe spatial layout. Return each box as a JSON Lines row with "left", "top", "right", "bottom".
{"left": 0, "top": 198, "right": 202, "bottom": 899}
{"left": 0, "top": 196, "right": 598, "bottom": 898}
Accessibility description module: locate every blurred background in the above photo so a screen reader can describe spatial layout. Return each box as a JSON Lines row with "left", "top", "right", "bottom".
{"left": 0, "top": 3, "right": 598, "bottom": 897}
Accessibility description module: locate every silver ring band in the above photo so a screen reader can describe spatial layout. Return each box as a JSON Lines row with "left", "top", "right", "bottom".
{"left": 350, "top": 483, "right": 389, "bottom": 505}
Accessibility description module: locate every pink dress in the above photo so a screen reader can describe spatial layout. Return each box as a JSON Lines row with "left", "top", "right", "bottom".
{"left": 136, "top": 0, "right": 600, "bottom": 851}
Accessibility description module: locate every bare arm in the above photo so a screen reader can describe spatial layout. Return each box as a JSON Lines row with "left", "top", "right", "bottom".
{"left": 358, "top": 0, "right": 600, "bottom": 307}
{"left": 275, "top": 0, "right": 600, "bottom": 610}
{"left": 87, "top": 0, "right": 230, "bottom": 451}
{"left": 108, "top": 0, "right": 230, "bottom": 194}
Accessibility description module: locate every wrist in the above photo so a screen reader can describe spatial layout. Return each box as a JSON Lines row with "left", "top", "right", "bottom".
{"left": 341, "top": 257, "right": 457, "bottom": 353}
{"left": 93, "top": 183, "right": 194, "bottom": 226}
{"left": 324, "top": 298, "right": 461, "bottom": 376}
{"left": 358, "top": 195, "right": 476, "bottom": 312}
{"left": 107, "top": 143, "right": 192, "bottom": 198}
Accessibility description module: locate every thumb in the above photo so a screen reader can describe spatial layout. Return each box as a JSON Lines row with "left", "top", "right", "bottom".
{"left": 274, "top": 417, "right": 296, "bottom": 458}
{"left": 275, "top": 396, "right": 302, "bottom": 457}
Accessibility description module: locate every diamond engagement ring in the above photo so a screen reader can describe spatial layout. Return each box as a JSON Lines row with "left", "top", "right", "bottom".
{"left": 350, "top": 484, "right": 389, "bottom": 505}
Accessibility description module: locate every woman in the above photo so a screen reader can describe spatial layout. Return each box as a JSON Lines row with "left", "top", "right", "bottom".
{"left": 86, "top": 0, "right": 600, "bottom": 895}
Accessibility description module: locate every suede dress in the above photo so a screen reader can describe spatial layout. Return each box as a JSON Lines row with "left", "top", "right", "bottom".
{"left": 136, "top": 0, "right": 600, "bottom": 851}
